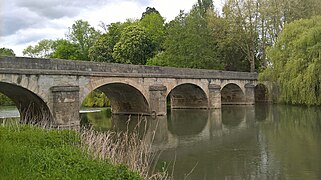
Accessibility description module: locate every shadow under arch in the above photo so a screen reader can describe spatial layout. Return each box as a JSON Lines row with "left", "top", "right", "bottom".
{"left": 85, "top": 83, "right": 149, "bottom": 115}
{"left": 167, "top": 83, "right": 208, "bottom": 109}
{"left": 221, "top": 83, "right": 245, "bottom": 105}
{"left": 168, "top": 109, "right": 208, "bottom": 136}
{"left": 255, "top": 83, "right": 269, "bottom": 103}
{"left": 0, "top": 82, "right": 53, "bottom": 123}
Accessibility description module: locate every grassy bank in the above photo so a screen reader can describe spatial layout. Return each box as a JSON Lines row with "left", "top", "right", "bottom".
{"left": 0, "top": 124, "right": 142, "bottom": 179}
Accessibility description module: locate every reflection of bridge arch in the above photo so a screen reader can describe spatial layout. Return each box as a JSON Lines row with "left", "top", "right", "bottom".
{"left": 167, "top": 83, "right": 208, "bottom": 109}
{"left": 168, "top": 109, "right": 208, "bottom": 136}
{"left": 82, "top": 82, "right": 149, "bottom": 115}
{"left": 221, "top": 83, "right": 245, "bottom": 105}
{"left": 0, "top": 81, "right": 52, "bottom": 123}
{"left": 222, "top": 106, "right": 246, "bottom": 127}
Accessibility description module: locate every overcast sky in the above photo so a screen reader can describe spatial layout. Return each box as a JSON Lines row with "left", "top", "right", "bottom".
{"left": 0, "top": 0, "right": 224, "bottom": 56}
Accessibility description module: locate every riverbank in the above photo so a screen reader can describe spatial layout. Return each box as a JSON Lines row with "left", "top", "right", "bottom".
{"left": 0, "top": 124, "right": 142, "bottom": 179}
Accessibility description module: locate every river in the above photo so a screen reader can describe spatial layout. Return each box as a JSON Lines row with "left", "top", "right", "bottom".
{"left": 1, "top": 105, "right": 321, "bottom": 179}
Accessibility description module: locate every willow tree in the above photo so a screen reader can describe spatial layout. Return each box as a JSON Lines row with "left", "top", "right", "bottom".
{"left": 260, "top": 16, "right": 321, "bottom": 105}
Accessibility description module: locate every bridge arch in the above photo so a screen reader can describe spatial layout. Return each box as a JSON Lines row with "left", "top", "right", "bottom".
{"left": 167, "top": 83, "right": 208, "bottom": 109}
{"left": 221, "top": 83, "right": 245, "bottom": 105}
{"left": 0, "top": 81, "right": 53, "bottom": 123}
{"left": 81, "top": 81, "right": 149, "bottom": 115}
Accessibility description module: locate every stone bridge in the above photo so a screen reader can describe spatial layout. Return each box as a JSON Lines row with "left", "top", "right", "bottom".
{"left": 0, "top": 56, "right": 268, "bottom": 127}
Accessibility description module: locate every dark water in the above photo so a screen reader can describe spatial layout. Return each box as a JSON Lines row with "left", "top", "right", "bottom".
{"left": 2, "top": 105, "right": 321, "bottom": 179}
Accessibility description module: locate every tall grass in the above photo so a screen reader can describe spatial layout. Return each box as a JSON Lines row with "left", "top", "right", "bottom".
{"left": 1, "top": 111, "right": 169, "bottom": 179}
{"left": 81, "top": 116, "right": 169, "bottom": 179}
{"left": 0, "top": 123, "right": 142, "bottom": 179}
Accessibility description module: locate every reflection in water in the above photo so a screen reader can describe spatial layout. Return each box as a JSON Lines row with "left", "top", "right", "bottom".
{"left": 260, "top": 105, "right": 321, "bottom": 180}
{"left": 0, "top": 106, "right": 19, "bottom": 119}
{"left": 168, "top": 109, "right": 208, "bottom": 136}
{"left": 1, "top": 104, "right": 319, "bottom": 179}
{"left": 158, "top": 105, "right": 321, "bottom": 179}
{"left": 222, "top": 106, "right": 246, "bottom": 127}
{"left": 80, "top": 108, "right": 113, "bottom": 131}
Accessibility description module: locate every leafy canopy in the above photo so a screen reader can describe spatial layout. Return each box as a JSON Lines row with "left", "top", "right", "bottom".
{"left": 112, "top": 25, "right": 154, "bottom": 65}
{"left": 0, "top": 48, "right": 15, "bottom": 56}
{"left": 260, "top": 16, "right": 321, "bottom": 105}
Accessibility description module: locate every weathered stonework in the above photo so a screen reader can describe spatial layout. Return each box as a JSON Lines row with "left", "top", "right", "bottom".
{"left": 149, "top": 84, "right": 167, "bottom": 116}
{"left": 0, "top": 56, "right": 265, "bottom": 127}
{"left": 208, "top": 84, "right": 221, "bottom": 109}
{"left": 51, "top": 86, "right": 80, "bottom": 127}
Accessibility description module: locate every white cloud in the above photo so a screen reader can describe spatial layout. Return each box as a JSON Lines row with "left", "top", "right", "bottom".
{"left": 0, "top": 0, "right": 225, "bottom": 56}
{"left": 149, "top": 0, "right": 197, "bottom": 21}
{"left": 79, "top": 1, "right": 145, "bottom": 28}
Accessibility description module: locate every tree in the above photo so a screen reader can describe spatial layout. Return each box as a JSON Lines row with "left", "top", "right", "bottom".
{"left": 207, "top": 11, "right": 249, "bottom": 71}
{"left": 139, "top": 9, "right": 166, "bottom": 53}
{"left": 67, "top": 20, "right": 100, "bottom": 60}
{"left": 148, "top": 4, "right": 223, "bottom": 70}
{"left": 0, "top": 48, "right": 15, "bottom": 56}
{"left": 223, "top": 0, "right": 261, "bottom": 72}
{"left": 50, "top": 39, "right": 79, "bottom": 60}
{"left": 141, "top": 7, "right": 160, "bottom": 19}
{"left": 22, "top": 39, "right": 54, "bottom": 58}
{"left": 112, "top": 25, "right": 154, "bottom": 65}
{"left": 260, "top": 16, "right": 321, "bottom": 105}
{"left": 89, "top": 34, "right": 114, "bottom": 62}
{"left": 89, "top": 21, "right": 133, "bottom": 62}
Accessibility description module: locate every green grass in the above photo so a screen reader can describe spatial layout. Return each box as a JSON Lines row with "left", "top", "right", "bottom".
{"left": 0, "top": 125, "right": 142, "bottom": 180}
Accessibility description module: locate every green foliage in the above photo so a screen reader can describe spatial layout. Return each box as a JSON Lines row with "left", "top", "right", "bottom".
{"left": 113, "top": 25, "right": 154, "bottom": 65}
{"left": 50, "top": 39, "right": 79, "bottom": 60}
{"left": 23, "top": 39, "right": 55, "bottom": 58}
{"left": 147, "top": 7, "right": 223, "bottom": 70}
{"left": 139, "top": 10, "right": 166, "bottom": 53}
{"left": 0, "top": 47, "right": 15, "bottom": 56}
{"left": 207, "top": 11, "right": 249, "bottom": 71}
{"left": 0, "top": 125, "right": 142, "bottom": 179}
{"left": 89, "top": 34, "right": 114, "bottom": 62}
{"left": 223, "top": 0, "right": 260, "bottom": 72}
{"left": 0, "top": 93, "right": 14, "bottom": 106}
{"left": 82, "top": 90, "right": 110, "bottom": 107}
{"left": 67, "top": 20, "right": 101, "bottom": 60}
{"left": 89, "top": 21, "right": 133, "bottom": 62}
{"left": 81, "top": 109, "right": 113, "bottom": 131}
{"left": 260, "top": 16, "right": 321, "bottom": 105}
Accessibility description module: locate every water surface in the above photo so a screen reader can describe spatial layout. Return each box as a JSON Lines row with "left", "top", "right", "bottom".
{"left": 81, "top": 105, "right": 321, "bottom": 179}
{"left": 2, "top": 105, "right": 321, "bottom": 179}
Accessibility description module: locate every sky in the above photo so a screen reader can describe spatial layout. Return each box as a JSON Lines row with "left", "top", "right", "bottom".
{"left": 0, "top": 0, "right": 224, "bottom": 56}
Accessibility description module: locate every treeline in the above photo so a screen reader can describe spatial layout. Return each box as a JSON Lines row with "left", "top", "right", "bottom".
{"left": 2, "top": 0, "right": 321, "bottom": 106}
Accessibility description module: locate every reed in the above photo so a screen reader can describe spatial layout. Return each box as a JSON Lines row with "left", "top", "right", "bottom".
{"left": 2, "top": 106, "right": 169, "bottom": 179}
{"left": 80, "top": 116, "right": 169, "bottom": 180}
